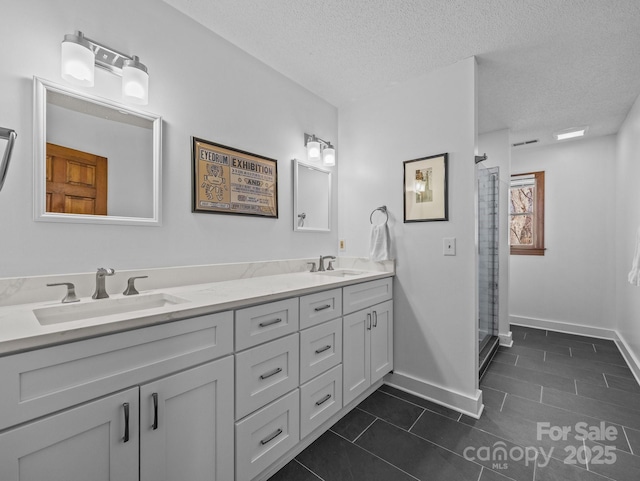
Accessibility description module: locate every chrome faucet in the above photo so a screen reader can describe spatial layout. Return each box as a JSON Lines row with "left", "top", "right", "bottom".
{"left": 92, "top": 267, "right": 115, "bottom": 299}
{"left": 318, "top": 255, "right": 336, "bottom": 272}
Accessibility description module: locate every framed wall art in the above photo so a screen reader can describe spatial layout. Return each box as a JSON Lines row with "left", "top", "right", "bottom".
{"left": 192, "top": 137, "right": 278, "bottom": 218}
{"left": 403, "top": 153, "right": 448, "bottom": 222}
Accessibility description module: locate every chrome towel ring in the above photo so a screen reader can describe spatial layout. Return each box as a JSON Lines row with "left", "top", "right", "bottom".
{"left": 370, "top": 205, "right": 388, "bottom": 224}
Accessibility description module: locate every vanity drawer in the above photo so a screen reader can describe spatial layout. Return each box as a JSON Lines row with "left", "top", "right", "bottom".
{"left": 343, "top": 277, "right": 393, "bottom": 315}
{"left": 235, "top": 334, "right": 299, "bottom": 419}
{"left": 236, "top": 389, "right": 300, "bottom": 481}
{"left": 299, "top": 288, "right": 342, "bottom": 329}
{"left": 299, "top": 318, "right": 342, "bottom": 384}
{"left": 0, "top": 311, "right": 234, "bottom": 431}
{"left": 235, "top": 297, "right": 299, "bottom": 351}
{"left": 300, "top": 365, "right": 342, "bottom": 439}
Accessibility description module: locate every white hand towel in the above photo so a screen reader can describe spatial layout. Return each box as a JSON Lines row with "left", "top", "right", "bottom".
{"left": 370, "top": 223, "right": 391, "bottom": 261}
{"left": 629, "top": 226, "right": 640, "bottom": 286}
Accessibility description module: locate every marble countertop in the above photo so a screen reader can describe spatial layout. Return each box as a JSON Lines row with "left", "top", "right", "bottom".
{"left": 0, "top": 269, "right": 393, "bottom": 356}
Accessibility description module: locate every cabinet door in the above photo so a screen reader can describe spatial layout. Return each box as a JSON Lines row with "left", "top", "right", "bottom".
{"left": 370, "top": 300, "right": 394, "bottom": 384}
{"left": 140, "top": 356, "right": 234, "bottom": 481}
{"left": 0, "top": 388, "right": 138, "bottom": 481}
{"left": 343, "top": 309, "right": 371, "bottom": 406}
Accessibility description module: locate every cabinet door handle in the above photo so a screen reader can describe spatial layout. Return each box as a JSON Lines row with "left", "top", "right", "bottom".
{"left": 315, "top": 394, "right": 332, "bottom": 406}
{"left": 315, "top": 344, "right": 331, "bottom": 354}
{"left": 260, "top": 428, "right": 283, "bottom": 445}
{"left": 314, "top": 304, "right": 331, "bottom": 312}
{"left": 367, "top": 313, "right": 372, "bottom": 330}
{"left": 373, "top": 311, "right": 378, "bottom": 328}
{"left": 123, "top": 402, "right": 130, "bottom": 443}
{"left": 260, "top": 367, "right": 283, "bottom": 380}
{"left": 152, "top": 393, "right": 159, "bottom": 430}
{"left": 259, "top": 318, "right": 282, "bottom": 328}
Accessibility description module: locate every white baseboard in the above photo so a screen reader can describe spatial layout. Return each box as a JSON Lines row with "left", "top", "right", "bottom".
{"left": 510, "top": 315, "right": 618, "bottom": 340}
{"left": 499, "top": 331, "right": 513, "bottom": 347}
{"left": 385, "top": 370, "right": 483, "bottom": 419}
{"left": 615, "top": 334, "right": 640, "bottom": 386}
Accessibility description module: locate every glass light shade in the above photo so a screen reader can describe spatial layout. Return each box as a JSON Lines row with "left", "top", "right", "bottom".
{"left": 61, "top": 35, "right": 95, "bottom": 87}
{"left": 122, "top": 57, "right": 149, "bottom": 105}
{"left": 306, "top": 140, "right": 321, "bottom": 162}
{"left": 322, "top": 146, "right": 336, "bottom": 166}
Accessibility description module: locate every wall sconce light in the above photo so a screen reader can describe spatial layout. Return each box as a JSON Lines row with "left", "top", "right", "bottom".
{"left": 304, "top": 133, "right": 336, "bottom": 166}
{"left": 61, "top": 31, "right": 149, "bottom": 105}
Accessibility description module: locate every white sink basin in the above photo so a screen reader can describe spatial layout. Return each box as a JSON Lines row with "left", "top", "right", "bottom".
{"left": 314, "top": 269, "right": 368, "bottom": 277}
{"left": 34, "top": 293, "right": 189, "bottom": 326}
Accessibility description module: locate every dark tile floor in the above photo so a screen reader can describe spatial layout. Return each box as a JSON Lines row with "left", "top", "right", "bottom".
{"left": 268, "top": 325, "right": 640, "bottom": 481}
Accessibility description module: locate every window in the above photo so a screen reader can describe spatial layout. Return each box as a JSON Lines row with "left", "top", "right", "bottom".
{"left": 510, "top": 171, "right": 545, "bottom": 255}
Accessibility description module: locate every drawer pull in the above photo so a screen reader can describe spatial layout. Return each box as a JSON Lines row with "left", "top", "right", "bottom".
{"left": 152, "top": 393, "right": 159, "bottom": 430}
{"left": 123, "top": 402, "right": 130, "bottom": 443}
{"left": 260, "top": 428, "right": 283, "bottom": 445}
{"left": 315, "top": 394, "right": 332, "bottom": 406}
{"left": 259, "top": 318, "right": 282, "bottom": 328}
{"left": 373, "top": 311, "right": 378, "bottom": 328}
{"left": 314, "top": 304, "right": 331, "bottom": 312}
{"left": 259, "top": 367, "right": 283, "bottom": 380}
{"left": 367, "top": 313, "right": 372, "bottom": 330}
{"left": 315, "top": 344, "right": 332, "bottom": 354}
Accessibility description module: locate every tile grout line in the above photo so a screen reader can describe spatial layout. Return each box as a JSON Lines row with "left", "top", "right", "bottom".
{"left": 523, "top": 332, "right": 527, "bottom": 340}
{"left": 294, "top": 458, "right": 326, "bottom": 481}
{"left": 603, "top": 373, "right": 609, "bottom": 388}
{"left": 476, "top": 467, "right": 483, "bottom": 481}
{"left": 342, "top": 429, "right": 424, "bottom": 481}
{"left": 574, "top": 379, "right": 578, "bottom": 396}
{"left": 592, "top": 343, "right": 597, "bottom": 353}
{"left": 583, "top": 437, "right": 590, "bottom": 471}
{"left": 352, "top": 417, "right": 379, "bottom": 444}
{"left": 539, "top": 385, "right": 543, "bottom": 403}
{"left": 457, "top": 412, "right": 463, "bottom": 422}
{"left": 569, "top": 347, "right": 573, "bottom": 357}
{"left": 622, "top": 426, "right": 634, "bottom": 455}
{"left": 514, "top": 354, "right": 519, "bottom": 366}
{"left": 499, "top": 392, "right": 507, "bottom": 412}
{"left": 408, "top": 409, "right": 426, "bottom": 432}
{"left": 543, "top": 351, "right": 547, "bottom": 362}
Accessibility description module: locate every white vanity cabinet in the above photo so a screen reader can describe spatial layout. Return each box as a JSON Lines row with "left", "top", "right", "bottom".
{"left": 0, "top": 387, "right": 140, "bottom": 481}
{"left": 342, "top": 278, "right": 393, "bottom": 406}
{"left": 0, "top": 312, "right": 235, "bottom": 481}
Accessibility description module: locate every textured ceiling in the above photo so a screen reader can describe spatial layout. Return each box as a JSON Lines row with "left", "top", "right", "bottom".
{"left": 163, "top": 0, "right": 640, "bottom": 147}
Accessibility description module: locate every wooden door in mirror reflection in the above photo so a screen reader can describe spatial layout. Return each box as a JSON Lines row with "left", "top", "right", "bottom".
{"left": 46, "top": 143, "right": 108, "bottom": 215}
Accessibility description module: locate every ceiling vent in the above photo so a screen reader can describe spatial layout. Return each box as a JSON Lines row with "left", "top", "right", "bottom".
{"left": 512, "top": 139, "right": 539, "bottom": 147}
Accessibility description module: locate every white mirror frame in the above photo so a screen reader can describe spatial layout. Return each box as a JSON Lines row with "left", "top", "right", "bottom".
{"left": 33, "top": 77, "right": 162, "bottom": 226}
{"left": 293, "top": 159, "right": 331, "bottom": 232}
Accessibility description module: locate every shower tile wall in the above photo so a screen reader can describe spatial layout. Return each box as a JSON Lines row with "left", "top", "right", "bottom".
{"left": 478, "top": 166, "right": 499, "bottom": 348}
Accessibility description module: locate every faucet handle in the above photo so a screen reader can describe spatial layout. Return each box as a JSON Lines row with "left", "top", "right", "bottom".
{"left": 123, "top": 276, "right": 148, "bottom": 296}
{"left": 327, "top": 260, "right": 335, "bottom": 271}
{"left": 47, "top": 282, "right": 80, "bottom": 304}
{"left": 306, "top": 262, "right": 317, "bottom": 273}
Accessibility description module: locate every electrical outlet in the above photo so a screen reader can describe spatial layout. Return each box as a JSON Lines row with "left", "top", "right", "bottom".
{"left": 339, "top": 239, "right": 346, "bottom": 251}
{"left": 443, "top": 237, "right": 456, "bottom": 256}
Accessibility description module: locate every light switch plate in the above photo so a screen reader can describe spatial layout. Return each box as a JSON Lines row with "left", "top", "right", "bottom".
{"left": 443, "top": 237, "right": 456, "bottom": 256}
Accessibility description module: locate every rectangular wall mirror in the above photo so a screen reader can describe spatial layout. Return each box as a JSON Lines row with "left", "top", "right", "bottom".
{"left": 293, "top": 160, "right": 331, "bottom": 232}
{"left": 33, "top": 77, "right": 162, "bottom": 226}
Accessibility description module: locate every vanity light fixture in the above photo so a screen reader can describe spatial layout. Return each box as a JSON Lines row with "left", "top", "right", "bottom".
{"left": 304, "top": 133, "right": 336, "bottom": 166}
{"left": 553, "top": 126, "right": 588, "bottom": 141}
{"left": 61, "top": 31, "right": 149, "bottom": 105}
